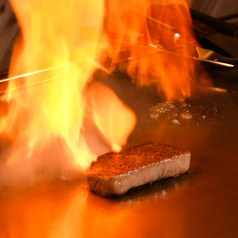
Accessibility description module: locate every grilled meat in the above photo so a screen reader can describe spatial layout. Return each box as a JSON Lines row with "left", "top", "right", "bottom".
{"left": 87, "top": 141, "right": 191, "bottom": 196}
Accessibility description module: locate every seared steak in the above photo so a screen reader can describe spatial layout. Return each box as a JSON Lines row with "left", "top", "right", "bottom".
{"left": 87, "top": 141, "right": 191, "bottom": 196}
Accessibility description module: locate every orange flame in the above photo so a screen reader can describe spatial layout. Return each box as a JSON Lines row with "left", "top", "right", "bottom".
{"left": 0, "top": 0, "right": 207, "bottom": 181}
{"left": 102, "top": 0, "right": 204, "bottom": 100}
{"left": 0, "top": 0, "right": 136, "bottom": 180}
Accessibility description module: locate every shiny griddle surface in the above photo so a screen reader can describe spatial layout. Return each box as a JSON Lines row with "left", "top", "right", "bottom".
{"left": 0, "top": 71, "right": 238, "bottom": 238}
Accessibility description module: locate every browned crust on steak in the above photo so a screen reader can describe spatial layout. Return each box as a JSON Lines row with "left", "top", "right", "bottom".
{"left": 87, "top": 141, "right": 191, "bottom": 196}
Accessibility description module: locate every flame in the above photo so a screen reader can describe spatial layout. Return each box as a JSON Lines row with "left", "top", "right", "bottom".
{"left": 0, "top": 0, "right": 136, "bottom": 181}
{"left": 102, "top": 0, "right": 208, "bottom": 100}
{"left": 86, "top": 81, "right": 136, "bottom": 152}
{"left": 0, "top": 0, "right": 209, "bottom": 182}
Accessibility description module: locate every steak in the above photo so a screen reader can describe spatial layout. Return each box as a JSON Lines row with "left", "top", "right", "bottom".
{"left": 87, "top": 141, "right": 191, "bottom": 196}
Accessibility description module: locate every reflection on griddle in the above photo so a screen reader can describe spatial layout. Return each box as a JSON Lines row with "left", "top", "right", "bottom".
{"left": 150, "top": 98, "right": 219, "bottom": 125}
{"left": 119, "top": 173, "right": 190, "bottom": 204}
{"left": 87, "top": 172, "right": 191, "bottom": 205}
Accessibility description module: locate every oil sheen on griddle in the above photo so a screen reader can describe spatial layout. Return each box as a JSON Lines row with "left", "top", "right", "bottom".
{"left": 150, "top": 98, "right": 219, "bottom": 125}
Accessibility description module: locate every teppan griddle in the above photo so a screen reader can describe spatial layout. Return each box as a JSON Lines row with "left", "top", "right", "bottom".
{"left": 0, "top": 68, "right": 238, "bottom": 238}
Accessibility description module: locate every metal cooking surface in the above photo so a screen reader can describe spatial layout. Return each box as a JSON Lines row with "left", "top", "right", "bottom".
{"left": 0, "top": 70, "right": 238, "bottom": 238}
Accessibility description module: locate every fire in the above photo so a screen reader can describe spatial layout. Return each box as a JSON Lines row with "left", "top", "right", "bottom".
{"left": 0, "top": 0, "right": 206, "bottom": 182}
{"left": 86, "top": 81, "right": 136, "bottom": 152}
{"left": 0, "top": 0, "right": 136, "bottom": 181}
{"left": 102, "top": 0, "right": 205, "bottom": 100}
